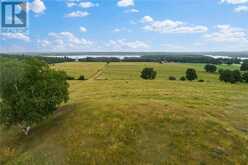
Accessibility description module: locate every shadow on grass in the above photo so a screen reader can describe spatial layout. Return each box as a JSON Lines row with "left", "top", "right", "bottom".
{"left": 0, "top": 104, "right": 77, "bottom": 164}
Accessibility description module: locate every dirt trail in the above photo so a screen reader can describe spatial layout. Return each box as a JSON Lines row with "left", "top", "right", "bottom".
{"left": 88, "top": 63, "right": 108, "bottom": 80}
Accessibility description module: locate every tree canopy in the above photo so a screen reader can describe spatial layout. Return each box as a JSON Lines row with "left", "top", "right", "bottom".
{"left": 241, "top": 60, "right": 248, "bottom": 71}
{"left": 219, "top": 69, "right": 241, "bottom": 84}
{"left": 0, "top": 58, "right": 69, "bottom": 135}
{"left": 204, "top": 64, "right": 217, "bottom": 73}
{"left": 186, "top": 68, "right": 198, "bottom": 81}
{"left": 141, "top": 68, "right": 157, "bottom": 80}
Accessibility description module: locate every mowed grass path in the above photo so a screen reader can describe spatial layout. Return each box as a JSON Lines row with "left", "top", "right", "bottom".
{"left": 1, "top": 62, "right": 248, "bottom": 165}
{"left": 52, "top": 62, "right": 106, "bottom": 79}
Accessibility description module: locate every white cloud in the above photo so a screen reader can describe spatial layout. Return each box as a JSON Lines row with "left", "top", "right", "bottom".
{"left": 106, "top": 39, "right": 149, "bottom": 50}
{"left": 38, "top": 32, "right": 92, "bottom": 51}
{"left": 113, "top": 27, "right": 132, "bottom": 32}
{"left": 142, "top": 16, "right": 154, "bottom": 23}
{"left": 0, "top": 33, "right": 30, "bottom": 42}
{"left": 66, "top": 2, "right": 77, "bottom": 7}
{"left": 65, "top": 11, "right": 89, "bottom": 18}
{"left": 141, "top": 16, "right": 208, "bottom": 34}
{"left": 125, "top": 8, "right": 139, "bottom": 13}
{"left": 234, "top": 5, "right": 248, "bottom": 12}
{"left": 117, "top": 0, "right": 134, "bottom": 7}
{"left": 80, "top": 26, "right": 87, "bottom": 32}
{"left": 79, "top": 2, "right": 99, "bottom": 8}
{"left": 204, "top": 25, "right": 248, "bottom": 43}
{"left": 28, "top": 0, "right": 46, "bottom": 14}
{"left": 221, "top": 0, "right": 248, "bottom": 4}
{"left": 113, "top": 28, "right": 121, "bottom": 32}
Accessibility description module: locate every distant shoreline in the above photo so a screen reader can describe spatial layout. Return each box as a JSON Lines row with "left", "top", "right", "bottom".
{"left": 47, "top": 54, "right": 248, "bottom": 60}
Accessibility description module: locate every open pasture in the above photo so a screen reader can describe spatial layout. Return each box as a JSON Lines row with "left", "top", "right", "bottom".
{"left": 1, "top": 62, "right": 248, "bottom": 165}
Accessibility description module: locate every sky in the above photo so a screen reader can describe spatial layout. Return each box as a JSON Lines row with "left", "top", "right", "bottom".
{"left": 1, "top": 0, "right": 248, "bottom": 52}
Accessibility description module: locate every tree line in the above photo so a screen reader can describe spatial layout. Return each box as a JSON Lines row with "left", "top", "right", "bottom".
{"left": 1, "top": 54, "right": 245, "bottom": 65}
{"left": 140, "top": 60, "right": 248, "bottom": 84}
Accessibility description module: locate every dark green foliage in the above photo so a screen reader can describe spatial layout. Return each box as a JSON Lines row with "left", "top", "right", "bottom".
{"left": 218, "top": 69, "right": 224, "bottom": 74}
{"left": 0, "top": 58, "right": 69, "bottom": 135}
{"left": 141, "top": 68, "right": 157, "bottom": 80}
{"left": 219, "top": 69, "right": 241, "bottom": 83}
{"left": 232, "top": 70, "right": 242, "bottom": 82}
{"left": 198, "top": 80, "right": 205, "bottom": 82}
{"left": 241, "top": 60, "right": 248, "bottom": 71}
{"left": 186, "top": 68, "right": 198, "bottom": 81}
{"left": 67, "top": 75, "right": 75, "bottom": 80}
{"left": 78, "top": 75, "right": 85, "bottom": 80}
{"left": 204, "top": 64, "right": 217, "bottom": 73}
{"left": 0, "top": 54, "right": 74, "bottom": 64}
{"left": 219, "top": 70, "right": 234, "bottom": 83}
{"left": 180, "top": 76, "right": 186, "bottom": 81}
{"left": 242, "top": 72, "right": 248, "bottom": 83}
{"left": 169, "top": 76, "right": 176, "bottom": 80}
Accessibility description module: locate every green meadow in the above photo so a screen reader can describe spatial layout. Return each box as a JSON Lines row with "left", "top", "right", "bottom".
{"left": 1, "top": 62, "right": 248, "bottom": 164}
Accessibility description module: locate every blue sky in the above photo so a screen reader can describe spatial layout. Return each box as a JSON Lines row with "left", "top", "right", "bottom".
{"left": 1, "top": 0, "right": 248, "bottom": 52}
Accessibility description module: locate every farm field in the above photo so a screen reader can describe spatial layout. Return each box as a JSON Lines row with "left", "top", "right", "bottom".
{"left": 1, "top": 62, "right": 248, "bottom": 164}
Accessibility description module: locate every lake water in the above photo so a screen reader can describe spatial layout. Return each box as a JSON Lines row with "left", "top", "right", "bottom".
{"left": 48, "top": 55, "right": 141, "bottom": 60}
{"left": 205, "top": 55, "right": 248, "bottom": 60}
{"left": 47, "top": 54, "right": 248, "bottom": 60}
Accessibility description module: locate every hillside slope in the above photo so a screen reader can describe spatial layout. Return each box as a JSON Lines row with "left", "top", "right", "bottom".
{"left": 1, "top": 63, "right": 248, "bottom": 164}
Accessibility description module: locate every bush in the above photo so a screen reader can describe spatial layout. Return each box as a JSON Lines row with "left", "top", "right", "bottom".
{"left": 204, "top": 64, "right": 217, "bottom": 73}
{"left": 0, "top": 58, "right": 69, "bottom": 135}
{"left": 141, "top": 68, "right": 157, "bottom": 80}
{"left": 242, "top": 72, "right": 248, "bottom": 83}
{"left": 241, "top": 60, "right": 248, "bottom": 71}
{"left": 168, "top": 76, "right": 176, "bottom": 80}
{"left": 198, "top": 79, "right": 205, "bottom": 82}
{"left": 180, "top": 76, "right": 186, "bottom": 81}
{"left": 66, "top": 75, "right": 75, "bottom": 80}
{"left": 186, "top": 68, "right": 198, "bottom": 81}
{"left": 78, "top": 75, "right": 85, "bottom": 80}
{"left": 219, "top": 69, "right": 241, "bottom": 83}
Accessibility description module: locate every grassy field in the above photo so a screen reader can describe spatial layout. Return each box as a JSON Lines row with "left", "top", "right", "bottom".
{"left": 1, "top": 62, "right": 248, "bottom": 164}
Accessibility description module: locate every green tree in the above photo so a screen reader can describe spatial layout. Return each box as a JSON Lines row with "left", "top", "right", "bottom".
{"left": 219, "top": 69, "right": 241, "bottom": 83}
{"left": 242, "top": 72, "right": 248, "bottom": 83}
{"left": 241, "top": 60, "right": 248, "bottom": 71}
{"left": 204, "top": 64, "right": 217, "bottom": 73}
{"left": 141, "top": 68, "right": 157, "bottom": 80}
{"left": 232, "top": 70, "right": 242, "bottom": 82}
{"left": 186, "top": 68, "right": 198, "bottom": 81}
{"left": 218, "top": 69, "right": 224, "bottom": 74}
{"left": 0, "top": 58, "right": 69, "bottom": 135}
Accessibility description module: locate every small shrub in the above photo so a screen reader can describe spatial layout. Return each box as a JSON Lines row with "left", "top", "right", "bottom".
{"left": 169, "top": 76, "right": 176, "bottom": 80}
{"left": 66, "top": 75, "right": 75, "bottom": 80}
{"left": 180, "top": 76, "right": 186, "bottom": 81}
{"left": 204, "top": 64, "right": 217, "bottom": 73}
{"left": 78, "top": 75, "right": 85, "bottom": 80}
{"left": 140, "top": 68, "right": 157, "bottom": 80}
{"left": 198, "top": 79, "right": 205, "bottom": 82}
{"left": 186, "top": 68, "right": 198, "bottom": 81}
